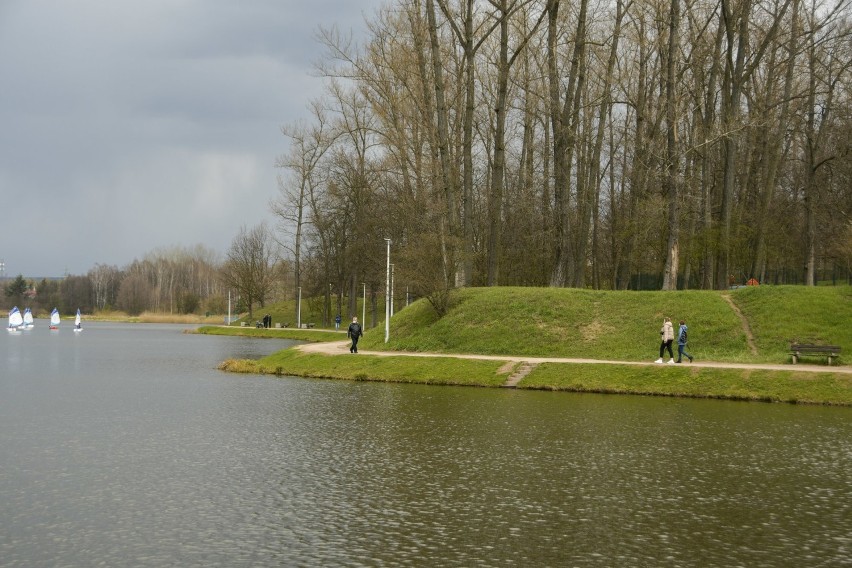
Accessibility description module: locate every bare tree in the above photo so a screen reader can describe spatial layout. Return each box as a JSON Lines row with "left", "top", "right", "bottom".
{"left": 661, "top": 0, "right": 682, "bottom": 290}
{"left": 220, "top": 223, "right": 278, "bottom": 319}
{"left": 88, "top": 263, "right": 121, "bottom": 310}
{"left": 273, "top": 101, "right": 334, "bottom": 323}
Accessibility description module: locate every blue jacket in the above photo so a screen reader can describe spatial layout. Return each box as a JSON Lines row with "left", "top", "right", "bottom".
{"left": 678, "top": 324, "right": 688, "bottom": 345}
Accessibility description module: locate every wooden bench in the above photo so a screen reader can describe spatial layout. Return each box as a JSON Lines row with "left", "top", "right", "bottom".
{"left": 790, "top": 344, "right": 842, "bottom": 365}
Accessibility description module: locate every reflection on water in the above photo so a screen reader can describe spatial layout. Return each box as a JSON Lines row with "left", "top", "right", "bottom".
{"left": 1, "top": 323, "right": 850, "bottom": 566}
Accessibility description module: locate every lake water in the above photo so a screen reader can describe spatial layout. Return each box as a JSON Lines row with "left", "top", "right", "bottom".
{"left": 1, "top": 322, "right": 850, "bottom": 566}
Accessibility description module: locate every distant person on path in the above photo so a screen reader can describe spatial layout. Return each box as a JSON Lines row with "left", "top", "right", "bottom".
{"left": 656, "top": 317, "right": 675, "bottom": 364}
{"left": 347, "top": 316, "right": 363, "bottom": 353}
{"left": 677, "top": 320, "right": 694, "bottom": 363}
{"left": 335, "top": 313, "right": 342, "bottom": 330}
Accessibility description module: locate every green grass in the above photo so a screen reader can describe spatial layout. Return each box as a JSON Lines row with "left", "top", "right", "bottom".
{"left": 520, "top": 362, "right": 852, "bottom": 405}
{"left": 360, "top": 287, "right": 752, "bottom": 362}
{"left": 356, "top": 286, "right": 850, "bottom": 364}
{"left": 728, "top": 286, "right": 852, "bottom": 362}
{"left": 217, "top": 348, "right": 852, "bottom": 406}
{"left": 217, "top": 285, "right": 852, "bottom": 405}
{"left": 221, "top": 348, "right": 511, "bottom": 387}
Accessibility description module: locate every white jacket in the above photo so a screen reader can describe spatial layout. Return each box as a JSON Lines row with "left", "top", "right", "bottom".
{"left": 661, "top": 320, "right": 675, "bottom": 342}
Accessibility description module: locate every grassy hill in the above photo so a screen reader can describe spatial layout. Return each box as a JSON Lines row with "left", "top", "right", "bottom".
{"left": 356, "top": 285, "right": 851, "bottom": 365}
{"left": 731, "top": 286, "right": 851, "bottom": 360}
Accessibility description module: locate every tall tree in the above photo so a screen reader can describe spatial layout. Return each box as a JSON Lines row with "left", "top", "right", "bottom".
{"left": 220, "top": 224, "right": 278, "bottom": 319}
{"left": 661, "top": 0, "right": 682, "bottom": 290}
{"left": 548, "top": 0, "right": 589, "bottom": 287}
{"left": 273, "top": 101, "right": 334, "bottom": 324}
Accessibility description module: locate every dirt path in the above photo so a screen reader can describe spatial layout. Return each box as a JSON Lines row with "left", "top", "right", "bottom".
{"left": 722, "top": 292, "right": 759, "bottom": 355}
{"left": 296, "top": 340, "right": 852, "bottom": 375}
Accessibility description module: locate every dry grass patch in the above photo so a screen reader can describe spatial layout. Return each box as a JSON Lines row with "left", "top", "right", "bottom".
{"left": 580, "top": 319, "right": 614, "bottom": 342}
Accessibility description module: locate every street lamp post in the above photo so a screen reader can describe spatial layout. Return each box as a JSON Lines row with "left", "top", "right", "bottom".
{"left": 362, "top": 282, "right": 366, "bottom": 328}
{"left": 384, "top": 238, "right": 391, "bottom": 343}
{"left": 297, "top": 286, "right": 302, "bottom": 329}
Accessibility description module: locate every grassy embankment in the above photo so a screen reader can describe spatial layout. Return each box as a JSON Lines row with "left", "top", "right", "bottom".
{"left": 212, "top": 285, "right": 852, "bottom": 405}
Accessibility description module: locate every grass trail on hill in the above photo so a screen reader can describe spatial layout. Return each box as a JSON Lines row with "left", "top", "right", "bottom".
{"left": 728, "top": 286, "right": 851, "bottom": 362}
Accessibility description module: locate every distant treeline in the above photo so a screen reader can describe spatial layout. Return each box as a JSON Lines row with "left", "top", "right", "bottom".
{"left": 1, "top": 246, "right": 258, "bottom": 316}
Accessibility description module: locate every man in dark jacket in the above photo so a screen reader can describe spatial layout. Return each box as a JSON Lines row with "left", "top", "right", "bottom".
{"left": 347, "top": 316, "right": 363, "bottom": 353}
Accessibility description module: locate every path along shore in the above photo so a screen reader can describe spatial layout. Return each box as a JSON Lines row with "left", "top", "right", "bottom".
{"left": 297, "top": 340, "right": 852, "bottom": 375}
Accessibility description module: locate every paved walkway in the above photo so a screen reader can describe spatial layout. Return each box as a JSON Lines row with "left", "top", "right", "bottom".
{"left": 296, "top": 340, "right": 852, "bottom": 375}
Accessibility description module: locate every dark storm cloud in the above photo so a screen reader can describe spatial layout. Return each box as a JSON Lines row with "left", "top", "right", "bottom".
{"left": 0, "top": 0, "right": 382, "bottom": 278}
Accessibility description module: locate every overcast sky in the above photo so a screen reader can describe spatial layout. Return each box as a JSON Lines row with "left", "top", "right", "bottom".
{"left": 0, "top": 0, "right": 384, "bottom": 278}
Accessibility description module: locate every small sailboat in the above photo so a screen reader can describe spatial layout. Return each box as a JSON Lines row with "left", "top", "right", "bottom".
{"left": 7, "top": 306, "right": 23, "bottom": 332}
{"left": 73, "top": 309, "right": 83, "bottom": 332}
{"left": 22, "top": 307, "right": 34, "bottom": 330}
{"left": 49, "top": 308, "right": 60, "bottom": 330}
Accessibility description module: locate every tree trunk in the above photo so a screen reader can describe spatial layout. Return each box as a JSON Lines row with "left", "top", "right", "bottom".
{"left": 661, "top": 0, "right": 681, "bottom": 290}
{"left": 487, "top": 1, "right": 510, "bottom": 286}
{"left": 752, "top": 0, "right": 799, "bottom": 282}
{"left": 548, "top": 0, "right": 588, "bottom": 287}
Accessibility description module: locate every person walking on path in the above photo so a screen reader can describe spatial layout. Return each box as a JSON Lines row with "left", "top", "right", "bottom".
{"left": 656, "top": 317, "right": 675, "bottom": 364}
{"left": 347, "top": 316, "right": 363, "bottom": 353}
{"left": 677, "top": 320, "right": 694, "bottom": 363}
{"left": 335, "top": 314, "right": 342, "bottom": 330}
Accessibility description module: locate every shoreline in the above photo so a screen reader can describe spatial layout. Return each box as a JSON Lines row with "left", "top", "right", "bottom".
{"left": 203, "top": 328, "right": 852, "bottom": 407}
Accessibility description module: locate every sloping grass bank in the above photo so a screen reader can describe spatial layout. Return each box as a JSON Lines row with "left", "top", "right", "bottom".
{"left": 218, "top": 349, "right": 852, "bottom": 405}
{"left": 729, "top": 285, "right": 851, "bottom": 361}
{"left": 522, "top": 362, "right": 851, "bottom": 405}
{"left": 220, "top": 349, "right": 511, "bottom": 387}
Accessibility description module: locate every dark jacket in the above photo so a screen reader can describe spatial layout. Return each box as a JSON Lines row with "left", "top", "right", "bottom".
{"left": 347, "top": 322, "right": 362, "bottom": 338}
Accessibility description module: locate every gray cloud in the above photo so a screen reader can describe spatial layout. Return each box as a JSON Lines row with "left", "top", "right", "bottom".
{"left": 0, "top": 0, "right": 382, "bottom": 278}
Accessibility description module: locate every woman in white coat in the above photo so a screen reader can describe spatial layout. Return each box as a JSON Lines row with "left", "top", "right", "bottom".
{"left": 656, "top": 317, "right": 675, "bottom": 364}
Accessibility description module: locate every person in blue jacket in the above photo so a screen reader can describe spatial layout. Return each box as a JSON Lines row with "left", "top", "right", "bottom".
{"left": 677, "top": 320, "right": 694, "bottom": 363}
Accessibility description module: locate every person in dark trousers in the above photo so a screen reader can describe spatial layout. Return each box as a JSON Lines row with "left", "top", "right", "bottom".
{"left": 347, "top": 316, "right": 363, "bottom": 353}
{"left": 677, "top": 320, "right": 694, "bottom": 363}
{"left": 655, "top": 317, "right": 675, "bottom": 364}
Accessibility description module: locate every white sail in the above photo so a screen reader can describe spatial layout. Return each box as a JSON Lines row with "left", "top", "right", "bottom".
{"left": 22, "top": 308, "right": 34, "bottom": 329}
{"left": 50, "top": 308, "right": 60, "bottom": 327}
{"left": 9, "top": 306, "right": 24, "bottom": 328}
